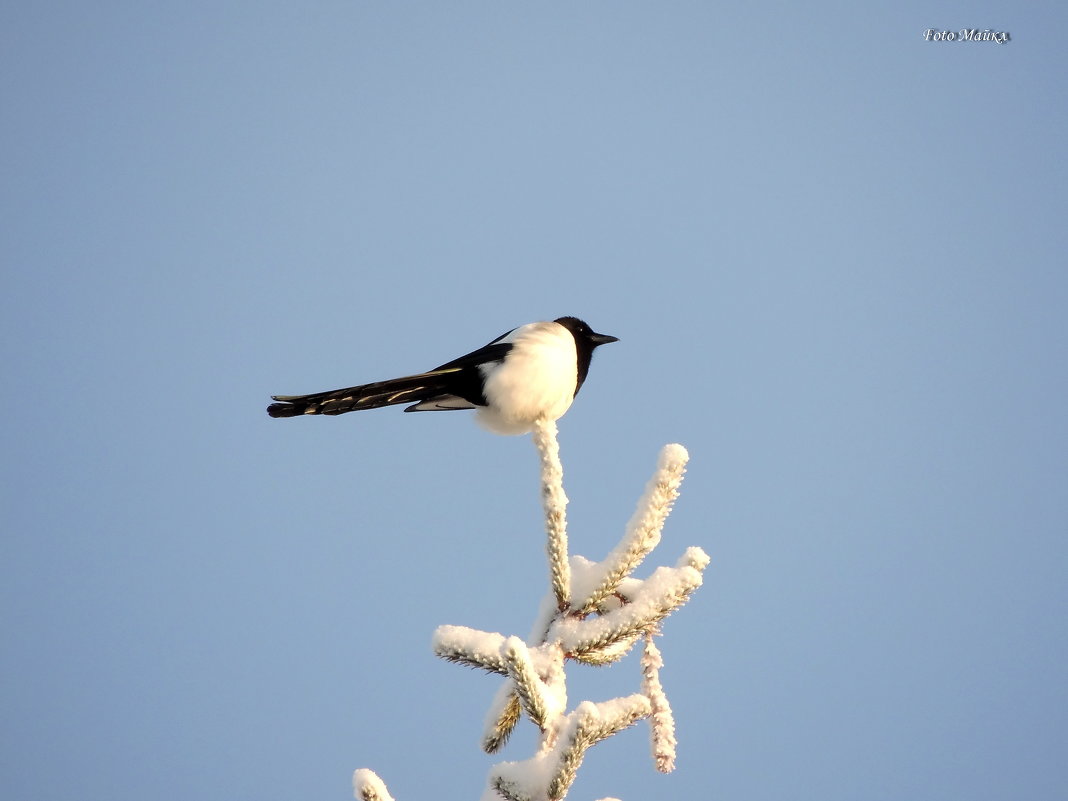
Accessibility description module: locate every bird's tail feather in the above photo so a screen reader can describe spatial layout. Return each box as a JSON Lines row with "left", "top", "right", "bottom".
{"left": 267, "top": 369, "right": 461, "bottom": 418}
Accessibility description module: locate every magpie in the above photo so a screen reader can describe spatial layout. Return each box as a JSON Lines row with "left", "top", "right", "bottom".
{"left": 266, "top": 316, "right": 618, "bottom": 435}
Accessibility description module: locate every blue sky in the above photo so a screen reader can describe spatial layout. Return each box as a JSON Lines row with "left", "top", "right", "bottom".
{"left": 3, "top": 3, "right": 1066, "bottom": 800}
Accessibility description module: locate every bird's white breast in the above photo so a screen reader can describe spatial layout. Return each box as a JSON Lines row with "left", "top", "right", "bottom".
{"left": 475, "top": 321, "right": 577, "bottom": 435}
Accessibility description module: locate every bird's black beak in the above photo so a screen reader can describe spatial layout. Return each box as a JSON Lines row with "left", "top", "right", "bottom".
{"left": 589, "top": 332, "right": 619, "bottom": 346}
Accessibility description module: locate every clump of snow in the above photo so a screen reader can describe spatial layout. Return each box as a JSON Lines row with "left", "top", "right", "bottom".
{"left": 353, "top": 769, "right": 394, "bottom": 801}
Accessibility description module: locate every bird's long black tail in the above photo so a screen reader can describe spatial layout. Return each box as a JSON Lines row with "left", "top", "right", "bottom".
{"left": 267, "top": 369, "right": 460, "bottom": 418}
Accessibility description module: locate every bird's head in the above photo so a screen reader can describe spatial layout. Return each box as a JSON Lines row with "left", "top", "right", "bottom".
{"left": 554, "top": 316, "right": 619, "bottom": 348}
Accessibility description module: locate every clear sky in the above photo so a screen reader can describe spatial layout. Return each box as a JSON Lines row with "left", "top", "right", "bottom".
{"left": 3, "top": 3, "right": 1066, "bottom": 800}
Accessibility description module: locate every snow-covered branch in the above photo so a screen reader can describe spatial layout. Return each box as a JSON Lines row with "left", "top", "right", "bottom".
{"left": 573, "top": 443, "right": 689, "bottom": 613}
{"left": 533, "top": 419, "right": 571, "bottom": 610}
{"left": 549, "top": 560, "right": 706, "bottom": 660}
{"left": 356, "top": 421, "right": 709, "bottom": 801}
{"left": 640, "top": 634, "right": 677, "bottom": 773}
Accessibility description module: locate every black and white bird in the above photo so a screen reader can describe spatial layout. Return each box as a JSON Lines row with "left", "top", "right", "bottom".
{"left": 266, "top": 316, "right": 618, "bottom": 435}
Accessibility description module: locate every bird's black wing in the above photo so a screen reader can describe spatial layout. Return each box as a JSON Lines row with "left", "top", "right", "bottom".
{"left": 431, "top": 337, "right": 513, "bottom": 371}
